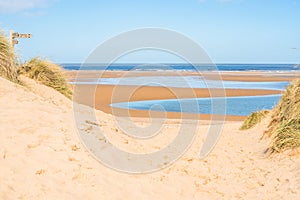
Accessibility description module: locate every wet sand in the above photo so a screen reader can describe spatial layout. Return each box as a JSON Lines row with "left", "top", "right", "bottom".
{"left": 65, "top": 70, "right": 300, "bottom": 82}
{"left": 69, "top": 70, "right": 298, "bottom": 121}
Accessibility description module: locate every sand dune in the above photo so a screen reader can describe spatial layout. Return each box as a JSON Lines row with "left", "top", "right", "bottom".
{"left": 0, "top": 77, "right": 300, "bottom": 199}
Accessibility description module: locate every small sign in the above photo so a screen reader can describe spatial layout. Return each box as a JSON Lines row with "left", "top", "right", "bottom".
{"left": 12, "top": 33, "right": 32, "bottom": 39}
{"left": 10, "top": 30, "right": 32, "bottom": 47}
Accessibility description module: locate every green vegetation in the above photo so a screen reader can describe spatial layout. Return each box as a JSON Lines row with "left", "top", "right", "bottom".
{"left": 0, "top": 31, "right": 19, "bottom": 83}
{"left": 240, "top": 110, "right": 269, "bottom": 130}
{"left": 18, "top": 58, "right": 72, "bottom": 99}
{"left": 266, "top": 79, "right": 300, "bottom": 152}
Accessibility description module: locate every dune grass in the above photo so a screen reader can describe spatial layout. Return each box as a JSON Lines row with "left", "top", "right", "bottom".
{"left": 1, "top": 29, "right": 72, "bottom": 99}
{"left": 18, "top": 58, "right": 73, "bottom": 99}
{"left": 266, "top": 79, "right": 300, "bottom": 152}
{"left": 0, "top": 31, "right": 19, "bottom": 83}
{"left": 240, "top": 110, "right": 269, "bottom": 130}
{"left": 270, "top": 119, "right": 300, "bottom": 152}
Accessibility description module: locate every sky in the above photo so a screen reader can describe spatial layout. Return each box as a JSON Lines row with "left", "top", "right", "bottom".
{"left": 0, "top": 0, "right": 299, "bottom": 64}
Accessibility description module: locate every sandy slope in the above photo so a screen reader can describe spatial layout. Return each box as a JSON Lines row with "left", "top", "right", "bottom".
{"left": 0, "top": 77, "right": 299, "bottom": 199}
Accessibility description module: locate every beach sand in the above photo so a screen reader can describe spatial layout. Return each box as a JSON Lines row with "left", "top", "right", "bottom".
{"left": 68, "top": 70, "right": 299, "bottom": 121}
{"left": 74, "top": 84, "right": 282, "bottom": 121}
{"left": 65, "top": 70, "right": 300, "bottom": 82}
{"left": 0, "top": 74, "right": 300, "bottom": 199}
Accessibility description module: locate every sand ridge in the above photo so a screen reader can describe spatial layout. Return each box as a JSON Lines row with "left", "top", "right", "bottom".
{"left": 0, "top": 77, "right": 300, "bottom": 199}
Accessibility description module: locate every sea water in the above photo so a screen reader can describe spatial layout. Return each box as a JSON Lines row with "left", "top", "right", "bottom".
{"left": 62, "top": 63, "right": 300, "bottom": 71}
{"left": 110, "top": 95, "right": 282, "bottom": 116}
{"left": 65, "top": 63, "right": 295, "bottom": 116}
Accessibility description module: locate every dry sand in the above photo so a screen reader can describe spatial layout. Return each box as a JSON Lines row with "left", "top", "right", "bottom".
{"left": 1, "top": 76, "right": 300, "bottom": 199}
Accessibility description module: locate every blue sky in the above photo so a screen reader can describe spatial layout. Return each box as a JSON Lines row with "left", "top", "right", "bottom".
{"left": 0, "top": 0, "right": 299, "bottom": 63}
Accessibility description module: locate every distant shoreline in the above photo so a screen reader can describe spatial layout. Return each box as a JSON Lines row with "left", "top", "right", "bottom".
{"left": 61, "top": 63, "right": 300, "bottom": 72}
{"left": 65, "top": 70, "right": 300, "bottom": 82}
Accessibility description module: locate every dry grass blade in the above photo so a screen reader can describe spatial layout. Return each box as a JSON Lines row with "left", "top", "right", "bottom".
{"left": 240, "top": 110, "right": 269, "bottom": 130}
{"left": 0, "top": 31, "right": 19, "bottom": 83}
{"left": 18, "top": 58, "right": 73, "bottom": 99}
{"left": 271, "top": 119, "right": 300, "bottom": 152}
{"left": 266, "top": 79, "right": 300, "bottom": 152}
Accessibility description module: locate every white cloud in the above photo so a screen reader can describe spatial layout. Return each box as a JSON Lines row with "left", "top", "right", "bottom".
{"left": 0, "top": 0, "right": 56, "bottom": 14}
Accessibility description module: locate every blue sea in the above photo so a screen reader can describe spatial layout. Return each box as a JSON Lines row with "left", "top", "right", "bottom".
{"left": 66, "top": 63, "right": 298, "bottom": 116}
{"left": 62, "top": 63, "right": 300, "bottom": 71}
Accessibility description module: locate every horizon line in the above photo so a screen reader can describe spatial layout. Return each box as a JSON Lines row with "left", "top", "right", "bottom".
{"left": 59, "top": 62, "right": 299, "bottom": 65}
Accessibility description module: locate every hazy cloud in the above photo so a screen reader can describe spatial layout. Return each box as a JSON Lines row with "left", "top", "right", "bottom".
{"left": 0, "top": 0, "right": 56, "bottom": 14}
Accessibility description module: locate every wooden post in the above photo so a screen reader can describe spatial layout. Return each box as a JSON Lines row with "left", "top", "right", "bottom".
{"left": 9, "top": 30, "right": 14, "bottom": 50}
{"left": 9, "top": 30, "right": 31, "bottom": 49}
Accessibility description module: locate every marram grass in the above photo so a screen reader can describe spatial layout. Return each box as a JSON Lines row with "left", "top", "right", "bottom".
{"left": 240, "top": 110, "right": 269, "bottom": 130}
{"left": 266, "top": 79, "right": 300, "bottom": 152}
{"left": 18, "top": 58, "right": 73, "bottom": 99}
{"left": 271, "top": 119, "right": 300, "bottom": 152}
{"left": 0, "top": 31, "right": 19, "bottom": 83}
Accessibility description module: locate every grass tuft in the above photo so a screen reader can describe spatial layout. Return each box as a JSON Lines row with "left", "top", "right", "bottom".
{"left": 240, "top": 110, "right": 269, "bottom": 130}
{"left": 271, "top": 119, "right": 300, "bottom": 152}
{"left": 266, "top": 79, "right": 300, "bottom": 152}
{"left": 18, "top": 58, "right": 73, "bottom": 99}
{"left": 0, "top": 31, "right": 19, "bottom": 83}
